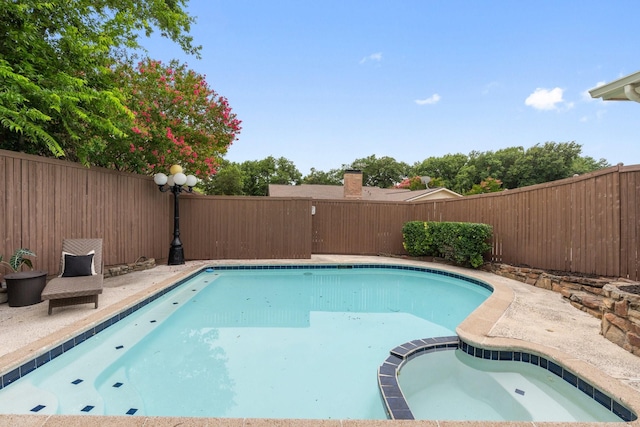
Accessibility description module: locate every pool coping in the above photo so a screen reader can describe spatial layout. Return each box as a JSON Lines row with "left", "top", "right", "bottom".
{"left": 1, "top": 257, "right": 640, "bottom": 426}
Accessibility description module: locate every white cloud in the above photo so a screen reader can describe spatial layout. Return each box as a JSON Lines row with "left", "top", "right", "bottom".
{"left": 415, "top": 94, "right": 441, "bottom": 105}
{"left": 359, "top": 52, "right": 382, "bottom": 64}
{"left": 580, "top": 109, "right": 607, "bottom": 123}
{"left": 524, "top": 87, "right": 565, "bottom": 110}
{"left": 482, "top": 81, "right": 500, "bottom": 95}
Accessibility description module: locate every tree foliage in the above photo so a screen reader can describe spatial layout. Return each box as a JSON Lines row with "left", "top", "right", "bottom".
{"left": 411, "top": 142, "right": 609, "bottom": 194}
{"left": 507, "top": 141, "right": 582, "bottom": 187}
{"left": 97, "top": 58, "right": 241, "bottom": 179}
{"left": 199, "top": 160, "right": 244, "bottom": 195}
{"left": 200, "top": 156, "right": 303, "bottom": 196}
{"left": 346, "top": 155, "right": 410, "bottom": 188}
{"left": 200, "top": 141, "right": 609, "bottom": 196}
{"left": 0, "top": 0, "right": 199, "bottom": 163}
{"left": 465, "top": 177, "right": 504, "bottom": 195}
{"left": 209, "top": 156, "right": 302, "bottom": 196}
{"left": 395, "top": 176, "right": 428, "bottom": 190}
{"left": 412, "top": 153, "right": 469, "bottom": 192}
{"left": 302, "top": 168, "right": 343, "bottom": 185}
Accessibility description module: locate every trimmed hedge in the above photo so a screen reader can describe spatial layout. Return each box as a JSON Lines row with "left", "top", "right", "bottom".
{"left": 402, "top": 221, "right": 493, "bottom": 268}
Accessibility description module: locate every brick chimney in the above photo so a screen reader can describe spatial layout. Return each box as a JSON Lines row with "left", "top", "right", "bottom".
{"left": 343, "top": 170, "right": 363, "bottom": 199}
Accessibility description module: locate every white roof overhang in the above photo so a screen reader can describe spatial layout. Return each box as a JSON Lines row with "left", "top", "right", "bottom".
{"left": 589, "top": 71, "right": 640, "bottom": 102}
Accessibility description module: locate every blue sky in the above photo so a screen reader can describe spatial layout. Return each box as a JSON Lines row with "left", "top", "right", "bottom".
{"left": 145, "top": 1, "right": 639, "bottom": 175}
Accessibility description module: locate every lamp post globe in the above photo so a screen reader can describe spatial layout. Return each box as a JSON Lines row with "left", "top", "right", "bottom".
{"left": 174, "top": 172, "right": 187, "bottom": 186}
{"left": 154, "top": 173, "right": 168, "bottom": 186}
{"left": 186, "top": 174, "right": 198, "bottom": 187}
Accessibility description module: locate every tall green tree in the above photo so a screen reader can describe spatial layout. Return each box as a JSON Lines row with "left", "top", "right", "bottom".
{"left": 413, "top": 153, "right": 469, "bottom": 192}
{"left": 571, "top": 156, "right": 610, "bottom": 175}
{"left": 348, "top": 155, "right": 409, "bottom": 188}
{"left": 200, "top": 160, "right": 245, "bottom": 195}
{"left": 240, "top": 156, "right": 302, "bottom": 196}
{"left": 0, "top": 0, "right": 198, "bottom": 163}
{"left": 269, "top": 157, "right": 303, "bottom": 185}
{"left": 508, "top": 141, "right": 598, "bottom": 187}
{"left": 302, "top": 168, "right": 343, "bottom": 185}
{"left": 411, "top": 143, "right": 608, "bottom": 193}
{"left": 490, "top": 147, "right": 526, "bottom": 189}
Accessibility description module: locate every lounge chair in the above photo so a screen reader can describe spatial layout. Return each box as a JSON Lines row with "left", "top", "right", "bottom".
{"left": 41, "top": 239, "right": 104, "bottom": 315}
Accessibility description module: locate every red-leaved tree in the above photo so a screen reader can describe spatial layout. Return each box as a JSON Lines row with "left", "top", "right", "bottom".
{"left": 395, "top": 176, "right": 428, "bottom": 190}
{"left": 103, "top": 58, "right": 241, "bottom": 178}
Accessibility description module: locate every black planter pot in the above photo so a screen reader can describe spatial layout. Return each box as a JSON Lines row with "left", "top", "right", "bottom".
{"left": 5, "top": 271, "right": 48, "bottom": 307}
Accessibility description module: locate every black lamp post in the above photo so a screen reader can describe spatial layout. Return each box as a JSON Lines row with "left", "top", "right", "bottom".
{"left": 154, "top": 165, "right": 198, "bottom": 265}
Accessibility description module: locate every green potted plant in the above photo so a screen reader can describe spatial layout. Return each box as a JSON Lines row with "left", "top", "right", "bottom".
{"left": 1, "top": 248, "right": 36, "bottom": 272}
{"left": 1, "top": 248, "right": 48, "bottom": 307}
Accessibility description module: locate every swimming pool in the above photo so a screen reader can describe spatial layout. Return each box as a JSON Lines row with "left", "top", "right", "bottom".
{"left": 0, "top": 264, "right": 491, "bottom": 419}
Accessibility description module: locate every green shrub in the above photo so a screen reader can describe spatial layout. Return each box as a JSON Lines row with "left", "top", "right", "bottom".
{"left": 402, "top": 221, "right": 422, "bottom": 256}
{"left": 402, "top": 221, "right": 437, "bottom": 256}
{"left": 402, "top": 221, "right": 492, "bottom": 268}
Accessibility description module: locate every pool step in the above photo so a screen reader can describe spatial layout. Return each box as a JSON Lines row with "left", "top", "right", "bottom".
{"left": 0, "top": 380, "right": 59, "bottom": 414}
{"left": 97, "top": 366, "right": 145, "bottom": 416}
{"left": 45, "top": 375, "right": 105, "bottom": 415}
{"left": 0, "top": 283, "right": 208, "bottom": 416}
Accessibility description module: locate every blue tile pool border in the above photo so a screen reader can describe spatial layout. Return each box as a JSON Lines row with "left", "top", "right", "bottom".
{"left": 378, "top": 337, "right": 637, "bottom": 422}
{"left": 208, "top": 263, "right": 494, "bottom": 292}
{"left": 0, "top": 263, "right": 491, "bottom": 391}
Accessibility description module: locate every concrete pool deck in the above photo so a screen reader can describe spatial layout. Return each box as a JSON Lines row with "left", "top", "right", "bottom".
{"left": 1, "top": 255, "right": 640, "bottom": 426}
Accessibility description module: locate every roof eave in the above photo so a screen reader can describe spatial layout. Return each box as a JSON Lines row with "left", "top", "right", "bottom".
{"left": 589, "top": 71, "right": 640, "bottom": 101}
{"left": 405, "top": 188, "right": 463, "bottom": 202}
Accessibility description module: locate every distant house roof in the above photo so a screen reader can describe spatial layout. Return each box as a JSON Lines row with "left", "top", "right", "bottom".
{"left": 268, "top": 184, "right": 463, "bottom": 202}
{"left": 589, "top": 71, "right": 640, "bottom": 102}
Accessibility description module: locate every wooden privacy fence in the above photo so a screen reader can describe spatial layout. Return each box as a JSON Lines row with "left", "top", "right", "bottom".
{"left": 1, "top": 150, "right": 639, "bottom": 281}
{"left": 0, "top": 150, "right": 171, "bottom": 276}
{"left": 310, "top": 200, "right": 414, "bottom": 255}
{"left": 410, "top": 165, "right": 639, "bottom": 280}
{"left": 0, "top": 150, "right": 313, "bottom": 275}
{"left": 310, "top": 165, "right": 639, "bottom": 280}
{"left": 179, "top": 196, "right": 312, "bottom": 260}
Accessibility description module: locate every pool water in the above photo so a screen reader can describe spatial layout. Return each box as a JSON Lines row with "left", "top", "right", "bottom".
{"left": 0, "top": 266, "right": 491, "bottom": 419}
{"left": 399, "top": 349, "right": 622, "bottom": 422}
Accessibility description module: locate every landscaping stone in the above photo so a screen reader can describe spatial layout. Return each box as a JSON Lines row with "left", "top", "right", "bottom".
{"left": 491, "top": 263, "right": 640, "bottom": 357}
{"left": 103, "top": 257, "right": 156, "bottom": 278}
